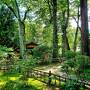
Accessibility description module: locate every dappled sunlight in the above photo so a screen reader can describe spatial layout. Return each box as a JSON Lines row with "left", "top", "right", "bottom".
{"left": 0, "top": 80, "right": 6, "bottom": 86}
{"left": 27, "top": 78, "right": 46, "bottom": 89}
{"left": 0, "top": 0, "right": 90, "bottom": 89}
{"left": 9, "top": 77, "right": 19, "bottom": 81}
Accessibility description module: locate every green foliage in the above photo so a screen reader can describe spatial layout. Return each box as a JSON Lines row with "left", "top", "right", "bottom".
{"left": 43, "top": 25, "right": 53, "bottom": 47}
{"left": 32, "top": 45, "right": 52, "bottom": 64}
{"left": 12, "top": 58, "right": 37, "bottom": 74}
{"left": 75, "top": 55, "right": 90, "bottom": 77}
{"left": 75, "top": 55, "right": 90, "bottom": 69}
{"left": 61, "top": 59, "right": 76, "bottom": 74}
{"left": 58, "top": 0, "right": 68, "bottom": 12}
{"left": 0, "top": 5, "right": 17, "bottom": 47}
{"left": 62, "top": 77, "right": 80, "bottom": 90}
{"left": 64, "top": 50, "right": 76, "bottom": 59}
{"left": 0, "top": 46, "right": 16, "bottom": 73}
{"left": 0, "top": 74, "right": 46, "bottom": 90}
{"left": 28, "top": 78, "right": 46, "bottom": 90}
{"left": 0, "top": 45, "right": 14, "bottom": 58}
{"left": 33, "top": 45, "right": 51, "bottom": 59}
{"left": 61, "top": 54, "right": 90, "bottom": 72}
{"left": 61, "top": 54, "right": 90, "bottom": 81}
{"left": 0, "top": 80, "right": 38, "bottom": 90}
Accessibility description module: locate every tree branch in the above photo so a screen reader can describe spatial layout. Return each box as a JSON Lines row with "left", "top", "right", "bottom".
{"left": 47, "top": 0, "right": 53, "bottom": 23}
{"left": 72, "top": 16, "right": 81, "bottom": 31}
{"left": 65, "top": 0, "right": 69, "bottom": 29}
{"left": 4, "top": 3, "right": 17, "bottom": 18}
{"left": 22, "top": 8, "right": 30, "bottom": 22}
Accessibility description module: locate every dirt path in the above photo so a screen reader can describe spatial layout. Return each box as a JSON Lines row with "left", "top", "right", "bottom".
{"left": 35, "top": 63, "right": 90, "bottom": 82}
{"left": 35, "top": 63, "right": 90, "bottom": 89}
{"left": 35, "top": 63, "right": 67, "bottom": 77}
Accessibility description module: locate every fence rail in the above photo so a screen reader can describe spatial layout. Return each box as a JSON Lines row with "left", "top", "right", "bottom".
{"left": 27, "top": 69, "right": 90, "bottom": 89}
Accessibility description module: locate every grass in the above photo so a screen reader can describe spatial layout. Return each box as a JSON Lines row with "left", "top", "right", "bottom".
{"left": 0, "top": 64, "right": 89, "bottom": 90}
{"left": 0, "top": 71, "right": 64, "bottom": 90}
{"left": 0, "top": 72, "right": 47, "bottom": 90}
{"left": 27, "top": 78, "right": 46, "bottom": 90}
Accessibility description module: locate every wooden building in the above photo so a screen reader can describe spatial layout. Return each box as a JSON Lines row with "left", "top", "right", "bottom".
{"left": 26, "top": 42, "right": 38, "bottom": 49}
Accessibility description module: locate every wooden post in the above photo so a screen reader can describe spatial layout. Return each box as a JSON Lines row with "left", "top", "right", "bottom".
{"left": 55, "top": 76, "right": 56, "bottom": 86}
{"left": 37, "top": 70, "right": 38, "bottom": 78}
{"left": 59, "top": 76, "right": 61, "bottom": 90}
{"left": 48, "top": 71, "right": 52, "bottom": 86}
{"left": 44, "top": 72, "right": 45, "bottom": 82}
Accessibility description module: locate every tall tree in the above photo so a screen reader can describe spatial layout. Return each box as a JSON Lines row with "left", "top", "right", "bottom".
{"left": 52, "top": 0, "right": 58, "bottom": 61}
{"left": 73, "top": 5, "right": 80, "bottom": 52}
{"left": 60, "top": 0, "right": 70, "bottom": 56}
{"left": 80, "top": 0, "right": 90, "bottom": 56}
{"left": 1, "top": 0, "right": 30, "bottom": 59}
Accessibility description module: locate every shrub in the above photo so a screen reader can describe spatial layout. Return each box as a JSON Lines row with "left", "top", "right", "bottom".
{"left": 61, "top": 62, "right": 69, "bottom": 74}
{"left": 11, "top": 57, "right": 37, "bottom": 75}
{"left": 64, "top": 50, "right": 76, "bottom": 60}
{"left": 62, "top": 75, "right": 80, "bottom": 90}
{"left": 0, "top": 45, "right": 15, "bottom": 72}
{"left": 0, "top": 45, "right": 15, "bottom": 61}
{"left": 61, "top": 54, "right": 90, "bottom": 81}
{"left": 75, "top": 55, "right": 90, "bottom": 69}
{"left": 33, "top": 45, "right": 51, "bottom": 64}
{"left": 33, "top": 45, "right": 51, "bottom": 58}
{"left": 1, "top": 80, "right": 38, "bottom": 90}
{"left": 61, "top": 59, "right": 76, "bottom": 74}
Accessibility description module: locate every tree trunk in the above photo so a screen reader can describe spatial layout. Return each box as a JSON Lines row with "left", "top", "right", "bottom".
{"left": 52, "top": 0, "right": 58, "bottom": 61}
{"left": 61, "top": 0, "right": 70, "bottom": 56}
{"left": 73, "top": 6, "right": 80, "bottom": 52}
{"left": 80, "top": 0, "right": 90, "bottom": 56}
{"left": 18, "top": 21, "right": 25, "bottom": 59}
{"left": 15, "top": 0, "right": 25, "bottom": 59}
{"left": 73, "top": 26, "right": 79, "bottom": 52}
{"left": 62, "top": 25, "right": 70, "bottom": 56}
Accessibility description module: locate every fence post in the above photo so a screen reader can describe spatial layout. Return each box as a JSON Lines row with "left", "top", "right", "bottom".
{"left": 59, "top": 76, "right": 61, "bottom": 90}
{"left": 48, "top": 71, "right": 52, "bottom": 86}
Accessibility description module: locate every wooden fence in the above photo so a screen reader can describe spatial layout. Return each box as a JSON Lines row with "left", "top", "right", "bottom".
{"left": 27, "top": 69, "right": 90, "bottom": 89}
